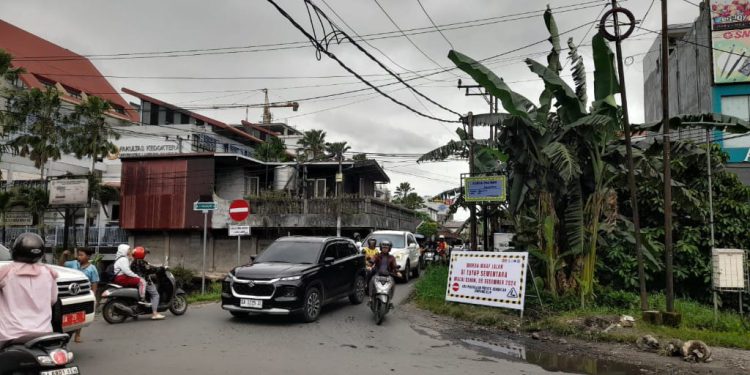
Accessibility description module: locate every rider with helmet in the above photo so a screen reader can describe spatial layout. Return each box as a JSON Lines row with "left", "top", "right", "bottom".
{"left": 0, "top": 233, "right": 58, "bottom": 347}
{"left": 113, "top": 244, "right": 147, "bottom": 305}
{"left": 131, "top": 247, "right": 165, "bottom": 320}
{"left": 368, "top": 240, "right": 400, "bottom": 304}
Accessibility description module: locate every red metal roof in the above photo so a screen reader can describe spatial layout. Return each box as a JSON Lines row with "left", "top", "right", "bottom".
{"left": 0, "top": 19, "right": 138, "bottom": 122}
{"left": 122, "top": 88, "right": 265, "bottom": 145}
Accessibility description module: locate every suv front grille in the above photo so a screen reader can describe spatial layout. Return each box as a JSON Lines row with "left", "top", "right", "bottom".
{"left": 57, "top": 280, "right": 92, "bottom": 298}
{"left": 232, "top": 283, "right": 275, "bottom": 297}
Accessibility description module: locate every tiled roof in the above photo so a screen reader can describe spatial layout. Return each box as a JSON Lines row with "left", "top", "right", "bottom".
{"left": 0, "top": 19, "right": 138, "bottom": 122}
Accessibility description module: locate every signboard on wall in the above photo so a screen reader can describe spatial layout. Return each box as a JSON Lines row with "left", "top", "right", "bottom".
{"left": 48, "top": 179, "right": 89, "bottom": 206}
{"left": 445, "top": 251, "right": 528, "bottom": 311}
{"left": 0, "top": 211, "right": 33, "bottom": 226}
{"left": 710, "top": 0, "right": 750, "bottom": 30}
{"left": 464, "top": 176, "right": 506, "bottom": 202}
{"left": 712, "top": 30, "right": 750, "bottom": 83}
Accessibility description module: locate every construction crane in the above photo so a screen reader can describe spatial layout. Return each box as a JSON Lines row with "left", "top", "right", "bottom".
{"left": 243, "top": 89, "right": 299, "bottom": 124}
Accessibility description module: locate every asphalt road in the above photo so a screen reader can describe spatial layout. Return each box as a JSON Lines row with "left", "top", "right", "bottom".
{"left": 72, "top": 280, "right": 563, "bottom": 375}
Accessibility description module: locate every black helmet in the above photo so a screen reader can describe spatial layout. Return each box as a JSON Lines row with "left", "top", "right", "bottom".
{"left": 379, "top": 240, "right": 392, "bottom": 249}
{"left": 12, "top": 232, "right": 45, "bottom": 263}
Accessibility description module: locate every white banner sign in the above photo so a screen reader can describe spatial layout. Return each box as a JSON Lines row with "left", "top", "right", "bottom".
{"left": 445, "top": 251, "right": 528, "bottom": 311}
{"left": 48, "top": 179, "right": 89, "bottom": 206}
{"left": 228, "top": 225, "right": 250, "bottom": 236}
{"left": 0, "top": 211, "right": 33, "bottom": 226}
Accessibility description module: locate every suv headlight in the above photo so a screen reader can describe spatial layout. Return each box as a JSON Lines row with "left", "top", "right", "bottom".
{"left": 280, "top": 275, "right": 301, "bottom": 281}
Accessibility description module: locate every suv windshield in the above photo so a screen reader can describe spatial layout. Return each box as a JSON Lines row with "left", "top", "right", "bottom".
{"left": 0, "top": 244, "right": 9, "bottom": 261}
{"left": 362, "top": 233, "right": 405, "bottom": 248}
{"left": 255, "top": 241, "right": 322, "bottom": 264}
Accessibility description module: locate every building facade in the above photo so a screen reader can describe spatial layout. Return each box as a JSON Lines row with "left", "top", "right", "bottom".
{"left": 643, "top": 1, "right": 750, "bottom": 183}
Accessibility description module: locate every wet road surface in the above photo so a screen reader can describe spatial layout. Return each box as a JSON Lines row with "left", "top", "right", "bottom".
{"left": 72, "top": 280, "right": 570, "bottom": 374}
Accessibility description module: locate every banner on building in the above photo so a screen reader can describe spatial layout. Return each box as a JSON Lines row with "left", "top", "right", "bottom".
{"left": 712, "top": 29, "right": 750, "bottom": 83}
{"left": 711, "top": 0, "right": 750, "bottom": 30}
{"left": 445, "top": 251, "right": 528, "bottom": 311}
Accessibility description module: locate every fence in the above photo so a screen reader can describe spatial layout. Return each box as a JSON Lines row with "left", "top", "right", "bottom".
{"left": 2, "top": 226, "right": 128, "bottom": 249}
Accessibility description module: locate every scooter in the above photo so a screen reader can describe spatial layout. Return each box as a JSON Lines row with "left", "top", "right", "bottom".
{"left": 422, "top": 249, "right": 437, "bottom": 267}
{"left": 0, "top": 332, "right": 78, "bottom": 375}
{"left": 100, "top": 267, "right": 188, "bottom": 324}
{"left": 369, "top": 272, "right": 395, "bottom": 325}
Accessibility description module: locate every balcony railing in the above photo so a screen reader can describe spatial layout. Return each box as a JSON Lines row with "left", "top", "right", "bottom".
{"left": 245, "top": 196, "right": 420, "bottom": 231}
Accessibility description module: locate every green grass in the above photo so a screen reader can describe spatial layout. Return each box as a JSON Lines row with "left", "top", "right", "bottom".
{"left": 414, "top": 265, "right": 750, "bottom": 349}
{"left": 546, "top": 295, "right": 750, "bottom": 350}
{"left": 186, "top": 282, "right": 222, "bottom": 304}
{"left": 414, "top": 265, "right": 521, "bottom": 330}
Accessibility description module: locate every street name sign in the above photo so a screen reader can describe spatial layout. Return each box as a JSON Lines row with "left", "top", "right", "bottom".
{"left": 193, "top": 201, "right": 217, "bottom": 211}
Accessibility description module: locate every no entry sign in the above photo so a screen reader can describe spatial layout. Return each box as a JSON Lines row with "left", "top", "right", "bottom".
{"left": 229, "top": 199, "right": 250, "bottom": 222}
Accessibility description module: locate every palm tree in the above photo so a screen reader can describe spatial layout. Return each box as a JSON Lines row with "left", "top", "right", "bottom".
{"left": 68, "top": 95, "right": 121, "bottom": 247}
{"left": 394, "top": 182, "right": 413, "bottom": 200}
{"left": 4, "top": 88, "right": 68, "bottom": 180}
{"left": 297, "top": 129, "right": 327, "bottom": 160}
{"left": 255, "top": 136, "right": 287, "bottom": 162}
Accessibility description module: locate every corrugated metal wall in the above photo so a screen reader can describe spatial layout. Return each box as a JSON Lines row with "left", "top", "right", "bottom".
{"left": 121, "top": 156, "right": 215, "bottom": 230}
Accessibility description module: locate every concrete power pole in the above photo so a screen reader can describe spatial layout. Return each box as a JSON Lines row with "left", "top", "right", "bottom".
{"left": 660, "top": 0, "right": 676, "bottom": 313}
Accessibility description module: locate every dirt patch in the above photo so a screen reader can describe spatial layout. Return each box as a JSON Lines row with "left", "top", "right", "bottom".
{"left": 403, "top": 302, "right": 750, "bottom": 375}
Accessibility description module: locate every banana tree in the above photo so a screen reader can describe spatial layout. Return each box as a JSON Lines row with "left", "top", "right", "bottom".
{"left": 447, "top": 7, "right": 622, "bottom": 302}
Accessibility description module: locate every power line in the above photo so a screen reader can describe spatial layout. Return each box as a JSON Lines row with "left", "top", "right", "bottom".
{"left": 12, "top": 1, "right": 606, "bottom": 63}
{"left": 372, "top": 0, "right": 459, "bottom": 78}
{"left": 417, "top": 0, "right": 455, "bottom": 50}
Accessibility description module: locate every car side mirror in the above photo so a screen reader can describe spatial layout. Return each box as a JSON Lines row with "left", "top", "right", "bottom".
{"left": 324, "top": 257, "right": 335, "bottom": 265}
{"left": 355, "top": 241, "right": 362, "bottom": 249}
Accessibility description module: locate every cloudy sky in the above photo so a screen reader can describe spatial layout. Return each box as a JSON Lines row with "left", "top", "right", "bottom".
{"left": 0, "top": 0, "right": 702, "bottom": 218}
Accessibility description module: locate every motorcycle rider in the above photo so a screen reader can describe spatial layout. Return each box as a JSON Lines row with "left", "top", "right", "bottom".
{"left": 368, "top": 240, "right": 400, "bottom": 307}
{"left": 113, "top": 244, "right": 147, "bottom": 305}
{"left": 362, "top": 238, "right": 379, "bottom": 267}
{"left": 131, "top": 247, "right": 165, "bottom": 320}
{"left": 0, "top": 233, "right": 58, "bottom": 347}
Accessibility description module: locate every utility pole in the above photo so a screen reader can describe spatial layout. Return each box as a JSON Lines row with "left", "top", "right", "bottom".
{"left": 661, "top": 0, "right": 675, "bottom": 313}
{"left": 467, "top": 112, "right": 477, "bottom": 251}
{"left": 458, "top": 80, "right": 494, "bottom": 251}
{"left": 602, "top": 0, "right": 649, "bottom": 311}
{"left": 83, "top": 126, "right": 98, "bottom": 249}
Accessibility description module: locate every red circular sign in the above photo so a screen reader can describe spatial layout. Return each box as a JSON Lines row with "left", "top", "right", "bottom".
{"left": 229, "top": 199, "right": 250, "bottom": 221}
{"left": 452, "top": 282, "right": 459, "bottom": 292}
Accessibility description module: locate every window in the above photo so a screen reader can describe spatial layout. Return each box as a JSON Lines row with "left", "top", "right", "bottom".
{"left": 407, "top": 235, "right": 417, "bottom": 246}
{"left": 245, "top": 176, "right": 259, "bottom": 196}
{"left": 149, "top": 104, "right": 160, "bottom": 125}
{"left": 345, "top": 242, "right": 358, "bottom": 257}
{"left": 195, "top": 119, "right": 205, "bottom": 126}
{"left": 721, "top": 95, "right": 750, "bottom": 148}
{"left": 62, "top": 85, "right": 82, "bottom": 99}
{"left": 111, "top": 104, "right": 126, "bottom": 114}
{"left": 322, "top": 243, "right": 338, "bottom": 261}
{"left": 165, "top": 109, "right": 174, "bottom": 124}
{"left": 180, "top": 113, "right": 190, "bottom": 124}
{"left": 110, "top": 204, "right": 120, "bottom": 221}
{"left": 314, "top": 179, "right": 326, "bottom": 198}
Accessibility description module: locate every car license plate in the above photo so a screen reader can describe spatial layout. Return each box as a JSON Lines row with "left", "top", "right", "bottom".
{"left": 62, "top": 311, "right": 86, "bottom": 328}
{"left": 240, "top": 299, "right": 262, "bottom": 309}
{"left": 41, "top": 367, "right": 79, "bottom": 375}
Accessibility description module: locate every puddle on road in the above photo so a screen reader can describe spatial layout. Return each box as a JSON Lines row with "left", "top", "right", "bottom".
{"left": 461, "top": 338, "right": 646, "bottom": 375}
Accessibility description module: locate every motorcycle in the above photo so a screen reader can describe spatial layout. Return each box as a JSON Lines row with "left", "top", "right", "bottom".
{"left": 0, "top": 332, "right": 78, "bottom": 375}
{"left": 100, "top": 266, "right": 188, "bottom": 324}
{"left": 422, "top": 249, "right": 437, "bottom": 267}
{"left": 369, "top": 272, "right": 395, "bottom": 325}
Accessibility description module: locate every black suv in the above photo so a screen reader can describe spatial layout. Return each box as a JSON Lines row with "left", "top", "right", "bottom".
{"left": 221, "top": 236, "right": 366, "bottom": 322}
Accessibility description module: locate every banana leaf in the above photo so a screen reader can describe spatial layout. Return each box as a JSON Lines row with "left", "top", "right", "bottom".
{"left": 591, "top": 34, "right": 620, "bottom": 107}
{"left": 567, "top": 37, "right": 587, "bottom": 105}
{"left": 632, "top": 113, "right": 750, "bottom": 133}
